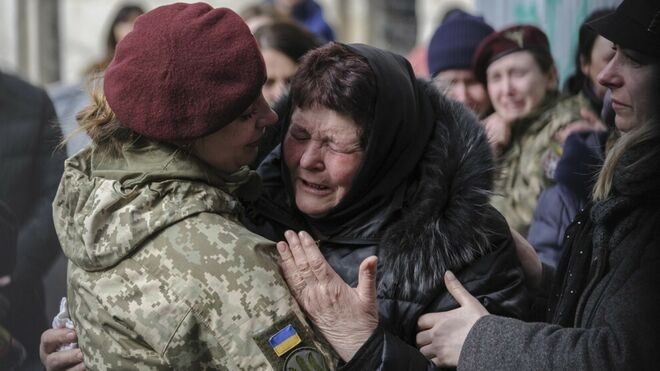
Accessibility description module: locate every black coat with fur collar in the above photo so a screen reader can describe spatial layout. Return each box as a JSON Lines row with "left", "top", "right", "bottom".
{"left": 246, "top": 81, "right": 528, "bottom": 369}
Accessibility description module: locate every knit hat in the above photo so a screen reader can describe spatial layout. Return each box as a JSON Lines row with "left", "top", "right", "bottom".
{"left": 473, "top": 24, "right": 552, "bottom": 84}
{"left": 427, "top": 10, "right": 494, "bottom": 77}
{"left": 104, "top": 3, "right": 266, "bottom": 141}
{"left": 587, "top": 0, "right": 660, "bottom": 58}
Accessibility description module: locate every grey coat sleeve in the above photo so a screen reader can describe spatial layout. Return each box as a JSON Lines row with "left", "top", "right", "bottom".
{"left": 458, "top": 256, "right": 660, "bottom": 371}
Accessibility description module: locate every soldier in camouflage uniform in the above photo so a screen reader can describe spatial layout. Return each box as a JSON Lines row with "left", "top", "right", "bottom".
{"left": 490, "top": 93, "right": 586, "bottom": 235}
{"left": 51, "top": 4, "right": 336, "bottom": 370}
{"left": 473, "top": 25, "right": 589, "bottom": 235}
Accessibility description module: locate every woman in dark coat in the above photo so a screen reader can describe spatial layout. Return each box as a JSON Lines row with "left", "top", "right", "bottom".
{"left": 412, "top": 0, "right": 660, "bottom": 369}
{"left": 250, "top": 41, "right": 528, "bottom": 368}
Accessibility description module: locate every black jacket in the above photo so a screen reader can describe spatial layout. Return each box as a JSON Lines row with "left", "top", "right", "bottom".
{"left": 527, "top": 130, "right": 608, "bottom": 267}
{"left": 248, "top": 81, "right": 528, "bottom": 370}
{"left": 0, "top": 72, "right": 66, "bottom": 358}
{"left": 460, "top": 136, "right": 660, "bottom": 370}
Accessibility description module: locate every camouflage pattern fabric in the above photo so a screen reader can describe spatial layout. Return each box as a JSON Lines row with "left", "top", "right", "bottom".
{"left": 491, "top": 94, "right": 587, "bottom": 235}
{"left": 53, "top": 141, "right": 337, "bottom": 370}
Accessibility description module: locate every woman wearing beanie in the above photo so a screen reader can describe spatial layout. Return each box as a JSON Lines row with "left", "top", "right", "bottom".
{"left": 47, "top": 3, "right": 336, "bottom": 370}
{"left": 474, "top": 24, "right": 599, "bottom": 236}
{"left": 415, "top": 0, "right": 660, "bottom": 368}
{"left": 427, "top": 9, "right": 494, "bottom": 119}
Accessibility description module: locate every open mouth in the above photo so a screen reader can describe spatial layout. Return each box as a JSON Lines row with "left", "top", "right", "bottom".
{"left": 300, "top": 178, "right": 330, "bottom": 193}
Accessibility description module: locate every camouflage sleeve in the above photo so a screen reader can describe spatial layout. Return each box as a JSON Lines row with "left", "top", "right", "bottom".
{"left": 143, "top": 213, "right": 338, "bottom": 370}
{"left": 67, "top": 211, "right": 338, "bottom": 370}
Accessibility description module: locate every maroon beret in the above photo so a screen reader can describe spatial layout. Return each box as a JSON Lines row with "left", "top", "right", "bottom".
{"left": 104, "top": 3, "right": 266, "bottom": 141}
{"left": 473, "top": 24, "right": 552, "bottom": 84}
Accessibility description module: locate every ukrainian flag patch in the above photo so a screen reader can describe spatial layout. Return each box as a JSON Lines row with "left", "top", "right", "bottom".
{"left": 269, "top": 324, "right": 302, "bottom": 357}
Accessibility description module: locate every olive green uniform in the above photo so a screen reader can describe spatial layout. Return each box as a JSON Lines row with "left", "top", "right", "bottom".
{"left": 491, "top": 93, "right": 586, "bottom": 235}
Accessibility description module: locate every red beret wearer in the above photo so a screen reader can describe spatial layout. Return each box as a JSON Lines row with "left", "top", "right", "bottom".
{"left": 104, "top": 3, "right": 266, "bottom": 141}
{"left": 473, "top": 24, "right": 551, "bottom": 84}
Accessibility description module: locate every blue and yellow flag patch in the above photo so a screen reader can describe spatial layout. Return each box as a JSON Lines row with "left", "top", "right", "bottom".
{"left": 268, "top": 324, "right": 302, "bottom": 357}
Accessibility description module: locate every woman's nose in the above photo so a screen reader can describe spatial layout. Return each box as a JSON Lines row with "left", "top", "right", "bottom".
{"left": 597, "top": 59, "right": 621, "bottom": 90}
{"left": 299, "top": 142, "right": 324, "bottom": 170}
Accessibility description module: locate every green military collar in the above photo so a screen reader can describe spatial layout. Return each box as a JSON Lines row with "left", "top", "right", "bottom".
{"left": 90, "top": 139, "right": 262, "bottom": 201}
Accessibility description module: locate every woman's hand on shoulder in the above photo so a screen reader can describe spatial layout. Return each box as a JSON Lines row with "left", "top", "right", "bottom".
{"left": 554, "top": 108, "right": 607, "bottom": 144}
{"left": 276, "top": 230, "right": 379, "bottom": 362}
{"left": 39, "top": 328, "right": 85, "bottom": 371}
{"left": 416, "top": 271, "right": 488, "bottom": 367}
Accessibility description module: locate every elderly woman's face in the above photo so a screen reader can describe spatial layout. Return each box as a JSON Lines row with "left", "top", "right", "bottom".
{"left": 283, "top": 106, "right": 364, "bottom": 217}
{"left": 486, "top": 51, "right": 556, "bottom": 122}
{"left": 598, "top": 46, "right": 658, "bottom": 132}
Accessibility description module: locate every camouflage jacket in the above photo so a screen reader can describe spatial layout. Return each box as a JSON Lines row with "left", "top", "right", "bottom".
{"left": 53, "top": 141, "right": 336, "bottom": 370}
{"left": 491, "top": 93, "right": 587, "bottom": 235}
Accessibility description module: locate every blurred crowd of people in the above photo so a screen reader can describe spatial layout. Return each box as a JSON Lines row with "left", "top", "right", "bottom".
{"left": 1, "top": 0, "right": 659, "bottom": 370}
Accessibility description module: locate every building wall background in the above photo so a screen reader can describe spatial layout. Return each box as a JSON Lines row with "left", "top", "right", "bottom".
{"left": 1, "top": 0, "right": 622, "bottom": 87}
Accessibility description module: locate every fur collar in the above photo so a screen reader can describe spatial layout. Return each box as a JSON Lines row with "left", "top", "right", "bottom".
{"left": 379, "top": 80, "right": 497, "bottom": 300}
{"left": 258, "top": 82, "right": 498, "bottom": 300}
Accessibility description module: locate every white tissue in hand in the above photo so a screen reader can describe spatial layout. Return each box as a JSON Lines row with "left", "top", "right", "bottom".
{"left": 51, "top": 297, "right": 78, "bottom": 351}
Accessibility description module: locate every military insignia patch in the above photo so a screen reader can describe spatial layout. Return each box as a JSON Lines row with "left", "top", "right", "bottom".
{"left": 253, "top": 312, "right": 332, "bottom": 370}
{"left": 284, "top": 347, "right": 327, "bottom": 371}
{"left": 269, "top": 324, "right": 302, "bottom": 357}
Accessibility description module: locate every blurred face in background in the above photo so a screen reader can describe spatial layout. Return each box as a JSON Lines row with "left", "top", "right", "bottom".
{"left": 581, "top": 35, "right": 615, "bottom": 99}
{"left": 262, "top": 48, "right": 299, "bottom": 106}
{"left": 597, "top": 45, "right": 658, "bottom": 133}
{"left": 433, "top": 69, "right": 491, "bottom": 117}
{"left": 113, "top": 11, "right": 141, "bottom": 44}
{"left": 274, "top": 0, "right": 302, "bottom": 13}
{"left": 486, "top": 50, "right": 557, "bottom": 122}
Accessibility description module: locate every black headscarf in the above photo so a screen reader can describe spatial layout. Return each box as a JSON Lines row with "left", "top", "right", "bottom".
{"left": 279, "top": 43, "right": 436, "bottom": 237}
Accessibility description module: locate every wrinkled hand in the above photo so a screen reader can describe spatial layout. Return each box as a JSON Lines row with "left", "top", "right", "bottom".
{"left": 555, "top": 108, "right": 607, "bottom": 144}
{"left": 277, "top": 230, "right": 379, "bottom": 361}
{"left": 39, "top": 328, "right": 85, "bottom": 371}
{"left": 483, "top": 113, "right": 512, "bottom": 155}
{"left": 510, "top": 227, "right": 543, "bottom": 291}
{"left": 416, "top": 271, "right": 488, "bottom": 367}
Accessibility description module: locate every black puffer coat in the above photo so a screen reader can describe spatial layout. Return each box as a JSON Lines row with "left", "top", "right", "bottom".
{"left": 248, "top": 78, "right": 528, "bottom": 369}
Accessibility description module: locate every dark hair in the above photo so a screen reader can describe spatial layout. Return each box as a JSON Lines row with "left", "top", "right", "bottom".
{"left": 565, "top": 8, "right": 615, "bottom": 94}
{"left": 85, "top": 3, "right": 145, "bottom": 75}
{"left": 254, "top": 21, "right": 322, "bottom": 62}
{"left": 289, "top": 43, "right": 377, "bottom": 147}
